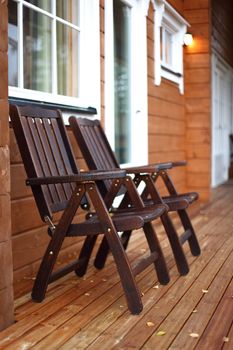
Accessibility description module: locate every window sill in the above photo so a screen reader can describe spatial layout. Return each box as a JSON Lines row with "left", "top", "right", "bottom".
{"left": 8, "top": 96, "right": 97, "bottom": 116}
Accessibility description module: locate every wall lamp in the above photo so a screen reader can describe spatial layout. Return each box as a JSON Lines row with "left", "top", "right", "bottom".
{"left": 183, "top": 32, "right": 193, "bottom": 46}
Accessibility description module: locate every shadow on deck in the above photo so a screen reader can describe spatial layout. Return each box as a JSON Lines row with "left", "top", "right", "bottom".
{"left": 0, "top": 184, "right": 232, "bottom": 349}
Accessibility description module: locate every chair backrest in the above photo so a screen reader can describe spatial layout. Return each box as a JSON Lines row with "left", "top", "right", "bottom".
{"left": 10, "top": 105, "right": 80, "bottom": 221}
{"left": 69, "top": 117, "right": 120, "bottom": 197}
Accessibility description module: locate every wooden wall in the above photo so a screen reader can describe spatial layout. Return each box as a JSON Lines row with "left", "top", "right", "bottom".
{"left": 0, "top": 0, "right": 14, "bottom": 330}
{"left": 147, "top": 3, "right": 186, "bottom": 195}
{"left": 100, "top": 0, "right": 105, "bottom": 127}
{"left": 184, "top": 0, "right": 212, "bottom": 202}
{"left": 211, "top": 0, "right": 233, "bottom": 67}
{"left": 147, "top": 0, "right": 211, "bottom": 202}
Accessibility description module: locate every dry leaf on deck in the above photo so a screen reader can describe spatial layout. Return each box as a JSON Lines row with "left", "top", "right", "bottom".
{"left": 189, "top": 333, "right": 199, "bottom": 338}
{"left": 223, "top": 337, "right": 229, "bottom": 342}
{"left": 202, "top": 289, "right": 208, "bottom": 293}
{"left": 153, "top": 285, "right": 159, "bottom": 289}
{"left": 156, "top": 330, "right": 166, "bottom": 336}
{"left": 146, "top": 321, "right": 155, "bottom": 327}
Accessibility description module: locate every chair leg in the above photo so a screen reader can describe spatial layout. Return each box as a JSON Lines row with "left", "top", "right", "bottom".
{"left": 32, "top": 184, "right": 85, "bottom": 302}
{"left": 143, "top": 222, "right": 170, "bottom": 285}
{"left": 178, "top": 210, "right": 201, "bottom": 256}
{"left": 32, "top": 236, "right": 64, "bottom": 302}
{"left": 75, "top": 235, "right": 98, "bottom": 277}
{"left": 94, "top": 236, "right": 110, "bottom": 269}
{"left": 94, "top": 230, "right": 132, "bottom": 269}
{"left": 105, "top": 228, "right": 143, "bottom": 314}
{"left": 161, "top": 213, "right": 190, "bottom": 276}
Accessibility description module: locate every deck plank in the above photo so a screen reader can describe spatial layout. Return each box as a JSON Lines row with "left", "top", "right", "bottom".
{"left": 195, "top": 277, "right": 233, "bottom": 350}
{"left": 0, "top": 184, "right": 232, "bottom": 350}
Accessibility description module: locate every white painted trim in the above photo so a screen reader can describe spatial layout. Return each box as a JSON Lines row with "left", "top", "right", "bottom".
{"left": 104, "top": 0, "right": 148, "bottom": 165}
{"left": 153, "top": 0, "right": 188, "bottom": 93}
{"left": 104, "top": 0, "right": 115, "bottom": 149}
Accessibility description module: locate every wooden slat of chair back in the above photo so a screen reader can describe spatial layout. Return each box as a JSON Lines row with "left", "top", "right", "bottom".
{"left": 10, "top": 105, "right": 78, "bottom": 220}
{"left": 69, "top": 117, "right": 119, "bottom": 196}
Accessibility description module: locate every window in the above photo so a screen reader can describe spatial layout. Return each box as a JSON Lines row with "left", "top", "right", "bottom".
{"left": 8, "top": 0, "right": 100, "bottom": 110}
{"left": 154, "top": 0, "right": 188, "bottom": 93}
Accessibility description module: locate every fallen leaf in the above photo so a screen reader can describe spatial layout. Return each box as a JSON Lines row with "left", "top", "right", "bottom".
{"left": 153, "top": 285, "right": 159, "bottom": 289}
{"left": 156, "top": 330, "right": 166, "bottom": 336}
{"left": 223, "top": 337, "right": 229, "bottom": 343}
{"left": 146, "top": 321, "right": 155, "bottom": 327}
{"left": 189, "top": 333, "right": 199, "bottom": 338}
{"left": 202, "top": 289, "right": 208, "bottom": 294}
{"left": 192, "top": 309, "right": 198, "bottom": 313}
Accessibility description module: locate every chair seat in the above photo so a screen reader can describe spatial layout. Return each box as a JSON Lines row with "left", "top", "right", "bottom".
{"left": 163, "top": 192, "right": 198, "bottom": 211}
{"left": 72, "top": 203, "right": 167, "bottom": 236}
{"left": 115, "top": 204, "right": 167, "bottom": 223}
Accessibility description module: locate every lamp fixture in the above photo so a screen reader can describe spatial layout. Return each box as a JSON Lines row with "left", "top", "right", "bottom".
{"left": 183, "top": 32, "right": 193, "bottom": 46}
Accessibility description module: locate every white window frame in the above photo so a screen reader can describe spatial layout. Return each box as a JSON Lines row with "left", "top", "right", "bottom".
{"left": 8, "top": 0, "right": 100, "bottom": 115}
{"left": 154, "top": 0, "right": 188, "bottom": 93}
{"left": 104, "top": 0, "right": 149, "bottom": 166}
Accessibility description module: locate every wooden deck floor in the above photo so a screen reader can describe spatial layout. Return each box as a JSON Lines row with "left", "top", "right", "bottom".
{"left": 0, "top": 184, "right": 233, "bottom": 349}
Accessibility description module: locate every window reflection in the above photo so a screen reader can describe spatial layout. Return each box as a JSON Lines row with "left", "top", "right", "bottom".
{"left": 8, "top": 0, "right": 18, "bottom": 87}
{"left": 25, "top": 0, "right": 51, "bottom": 12}
{"left": 57, "top": 22, "right": 79, "bottom": 97}
{"left": 23, "top": 7, "right": 52, "bottom": 92}
{"left": 114, "top": 0, "right": 131, "bottom": 164}
{"left": 56, "top": 0, "right": 80, "bottom": 26}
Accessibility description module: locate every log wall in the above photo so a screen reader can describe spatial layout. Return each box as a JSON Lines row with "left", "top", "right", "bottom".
{"left": 0, "top": 0, "right": 14, "bottom": 330}
{"left": 184, "top": 0, "right": 212, "bottom": 202}
{"left": 147, "top": 0, "right": 211, "bottom": 201}
{"left": 147, "top": 3, "right": 186, "bottom": 195}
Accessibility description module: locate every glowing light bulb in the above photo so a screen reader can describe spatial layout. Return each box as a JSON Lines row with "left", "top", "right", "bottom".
{"left": 184, "top": 33, "right": 193, "bottom": 46}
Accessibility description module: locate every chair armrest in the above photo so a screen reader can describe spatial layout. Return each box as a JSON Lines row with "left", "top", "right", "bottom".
{"left": 170, "top": 160, "right": 187, "bottom": 167}
{"left": 125, "top": 162, "right": 173, "bottom": 174}
{"left": 26, "top": 169, "right": 126, "bottom": 186}
{"left": 153, "top": 160, "right": 187, "bottom": 171}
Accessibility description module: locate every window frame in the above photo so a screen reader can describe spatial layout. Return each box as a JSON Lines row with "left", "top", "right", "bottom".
{"left": 8, "top": 0, "right": 100, "bottom": 113}
{"left": 154, "top": 0, "right": 188, "bottom": 94}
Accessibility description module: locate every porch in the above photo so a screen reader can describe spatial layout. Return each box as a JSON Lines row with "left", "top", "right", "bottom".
{"left": 0, "top": 184, "right": 232, "bottom": 350}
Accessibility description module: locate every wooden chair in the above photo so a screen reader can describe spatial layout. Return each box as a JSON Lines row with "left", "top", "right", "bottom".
{"left": 69, "top": 117, "right": 201, "bottom": 276}
{"left": 10, "top": 104, "right": 170, "bottom": 314}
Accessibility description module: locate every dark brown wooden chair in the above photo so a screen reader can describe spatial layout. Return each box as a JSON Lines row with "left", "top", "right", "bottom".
{"left": 69, "top": 117, "right": 201, "bottom": 276}
{"left": 10, "top": 104, "right": 170, "bottom": 314}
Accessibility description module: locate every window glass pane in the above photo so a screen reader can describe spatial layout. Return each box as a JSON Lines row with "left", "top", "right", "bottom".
{"left": 114, "top": 0, "right": 131, "bottom": 164}
{"left": 23, "top": 7, "right": 52, "bottom": 92}
{"left": 56, "top": 0, "right": 79, "bottom": 26}
{"left": 57, "top": 22, "right": 79, "bottom": 97}
{"left": 160, "top": 27, "right": 163, "bottom": 62}
{"left": 8, "top": 0, "right": 18, "bottom": 87}
{"left": 165, "top": 30, "right": 172, "bottom": 65}
{"left": 25, "top": 0, "right": 52, "bottom": 12}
